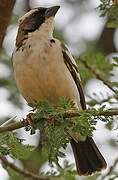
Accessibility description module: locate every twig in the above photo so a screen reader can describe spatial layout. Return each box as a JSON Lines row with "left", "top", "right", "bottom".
{"left": 0, "top": 120, "right": 28, "bottom": 133}
{"left": 0, "top": 109, "right": 118, "bottom": 133}
{"left": 80, "top": 59, "right": 117, "bottom": 94}
{"left": 0, "top": 114, "right": 32, "bottom": 133}
{"left": 63, "top": 109, "right": 118, "bottom": 118}
{"left": 0, "top": 156, "right": 49, "bottom": 180}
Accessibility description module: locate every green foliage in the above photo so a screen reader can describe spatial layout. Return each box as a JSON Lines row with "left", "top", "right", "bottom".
{"left": 107, "top": 5, "right": 118, "bottom": 27}
{"left": 7, "top": 167, "right": 24, "bottom": 180}
{"left": 77, "top": 47, "right": 118, "bottom": 102}
{"left": 0, "top": 50, "right": 23, "bottom": 108}
{"left": 105, "top": 115, "right": 118, "bottom": 131}
{"left": 77, "top": 47, "right": 113, "bottom": 85}
{"left": 11, "top": 14, "right": 20, "bottom": 24}
{"left": 30, "top": 99, "right": 73, "bottom": 163}
{"left": 32, "top": 160, "right": 76, "bottom": 180}
{"left": 28, "top": 98, "right": 118, "bottom": 167}
{"left": 76, "top": 59, "right": 93, "bottom": 86}
{"left": 29, "top": 98, "right": 97, "bottom": 164}
{"left": 0, "top": 146, "right": 9, "bottom": 155}
{"left": 0, "top": 132, "right": 33, "bottom": 159}
{"left": 98, "top": 0, "right": 112, "bottom": 16}
{"left": 62, "top": 171, "right": 76, "bottom": 180}
{"left": 98, "top": 0, "right": 118, "bottom": 27}
{"left": 113, "top": 57, "right": 118, "bottom": 67}
{"left": 44, "top": 160, "right": 76, "bottom": 179}
{"left": 54, "top": 30, "right": 65, "bottom": 42}
{"left": 82, "top": 48, "right": 113, "bottom": 75}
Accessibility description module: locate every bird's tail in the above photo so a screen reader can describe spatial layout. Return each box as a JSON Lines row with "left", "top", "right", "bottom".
{"left": 70, "top": 137, "right": 107, "bottom": 175}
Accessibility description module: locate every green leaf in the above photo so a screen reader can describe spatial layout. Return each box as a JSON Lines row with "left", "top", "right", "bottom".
{"left": 98, "top": 1, "right": 118, "bottom": 28}
{"left": 63, "top": 171, "right": 76, "bottom": 180}
{"left": 76, "top": 59, "right": 93, "bottom": 85}
{"left": 0, "top": 146, "right": 9, "bottom": 156}
{"left": 107, "top": 5, "right": 118, "bottom": 28}
{"left": 113, "top": 57, "right": 118, "bottom": 64}
{"left": 77, "top": 47, "right": 113, "bottom": 85}
{"left": 30, "top": 98, "right": 97, "bottom": 164}
{"left": 0, "top": 132, "right": 33, "bottom": 159}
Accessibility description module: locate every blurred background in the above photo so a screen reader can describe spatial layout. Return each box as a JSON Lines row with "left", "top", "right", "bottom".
{"left": 0, "top": 0, "right": 118, "bottom": 179}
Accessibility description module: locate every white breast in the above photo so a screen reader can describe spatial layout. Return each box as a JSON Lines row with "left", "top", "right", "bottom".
{"left": 13, "top": 38, "right": 81, "bottom": 108}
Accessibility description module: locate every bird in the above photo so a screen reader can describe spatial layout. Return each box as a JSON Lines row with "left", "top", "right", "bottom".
{"left": 12, "top": 6, "right": 107, "bottom": 175}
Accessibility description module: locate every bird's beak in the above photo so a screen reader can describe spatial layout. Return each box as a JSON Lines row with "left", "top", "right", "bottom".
{"left": 45, "top": 6, "right": 60, "bottom": 18}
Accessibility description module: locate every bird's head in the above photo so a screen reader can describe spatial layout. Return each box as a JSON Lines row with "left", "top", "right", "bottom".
{"left": 16, "top": 6, "right": 60, "bottom": 49}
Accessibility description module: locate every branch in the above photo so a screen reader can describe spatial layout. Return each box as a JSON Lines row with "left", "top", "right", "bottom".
{"left": 0, "top": 156, "right": 49, "bottom": 180}
{"left": 0, "top": 114, "right": 32, "bottom": 133}
{"left": 112, "top": 0, "right": 118, "bottom": 7}
{"left": 0, "top": 109, "right": 118, "bottom": 133}
{"left": 80, "top": 59, "right": 117, "bottom": 94}
{"left": 63, "top": 109, "right": 118, "bottom": 118}
{"left": 0, "top": 0, "right": 16, "bottom": 48}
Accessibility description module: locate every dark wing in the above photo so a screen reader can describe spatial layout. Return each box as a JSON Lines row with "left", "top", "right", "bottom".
{"left": 62, "top": 43, "right": 86, "bottom": 110}
{"left": 62, "top": 44, "right": 107, "bottom": 176}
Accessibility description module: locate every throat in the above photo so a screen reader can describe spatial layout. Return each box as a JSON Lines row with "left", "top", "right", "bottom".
{"left": 29, "top": 27, "right": 53, "bottom": 41}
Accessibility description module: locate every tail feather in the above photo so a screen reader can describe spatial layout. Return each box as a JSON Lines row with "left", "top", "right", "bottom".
{"left": 71, "top": 137, "right": 107, "bottom": 175}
